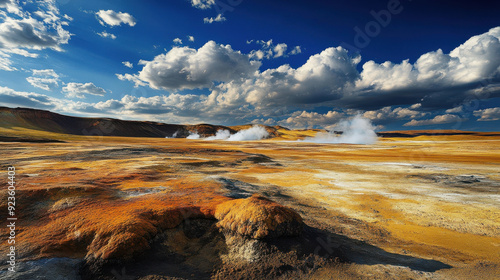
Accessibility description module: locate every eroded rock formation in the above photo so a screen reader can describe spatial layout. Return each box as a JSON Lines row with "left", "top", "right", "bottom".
{"left": 215, "top": 194, "right": 304, "bottom": 239}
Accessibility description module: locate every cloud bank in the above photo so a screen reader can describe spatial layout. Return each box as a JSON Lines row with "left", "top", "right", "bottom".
{"left": 1, "top": 23, "right": 500, "bottom": 130}
{"left": 118, "top": 26, "right": 500, "bottom": 128}
{"left": 118, "top": 27, "right": 500, "bottom": 117}
{"left": 0, "top": 0, "right": 72, "bottom": 70}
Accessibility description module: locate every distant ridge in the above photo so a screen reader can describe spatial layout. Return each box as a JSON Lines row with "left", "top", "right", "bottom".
{"left": 377, "top": 130, "right": 500, "bottom": 138}
{"left": 0, "top": 106, "right": 281, "bottom": 138}
{"left": 1, "top": 106, "right": 498, "bottom": 139}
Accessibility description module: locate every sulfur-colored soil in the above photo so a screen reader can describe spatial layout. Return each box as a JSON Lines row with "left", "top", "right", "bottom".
{"left": 0, "top": 126, "right": 499, "bottom": 279}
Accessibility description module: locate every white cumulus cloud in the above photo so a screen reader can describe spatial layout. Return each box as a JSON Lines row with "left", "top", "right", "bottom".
{"left": 248, "top": 40, "right": 302, "bottom": 60}
{"left": 96, "top": 10, "right": 136, "bottom": 27}
{"left": 191, "top": 0, "right": 215, "bottom": 9}
{"left": 62, "top": 82, "right": 107, "bottom": 99}
{"left": 97, "top": 31, "right": 116, "bottom": 39}
{"left": 0, "top": 17, "right": 70, "bottom": 50}
{"left": 113, "top": 27, "right": 500, "bottom": 127}
{"left": 353, "top": 27, "right": 500, "bottom": 109}
{"left": 204, "top": 14, "right": 226, "bottom": 24}
{"left": 26, "top": 69, "right": 60, "bottom": 91}
{"left": 403, "top": 114, "right": 465, "bottom": 126}
{"left": 474, "top": 107, "right": 500, "bottom": 121}
{"left": 119, "top": 41, "right": 260, "bottom": 90}
{"left": 0, "top": 0, "right": 22, "bottom": 16}
{"left": 0, "top": 86, "right": 60, "bottom": 109}
{"left": 280, "top": 110, "right": 344, "bottom": 129}
{"left": 363, "top": 105, "right": 428, "bottom": 124}
{"left": 207, "top": 46, "right": 360, "bottom": 111}
{"left": 289, "top": 46, "right": 302, "bottom": 55}
{"left": 0, "top": 0, "right": 72, "bottom": 70}
{"left": 122, "top": 61, "right": 133, "bottom": 68}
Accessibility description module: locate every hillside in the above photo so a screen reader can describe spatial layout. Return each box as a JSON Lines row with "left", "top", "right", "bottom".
{"left": 0, "top": 107, "right": 261, "bottom": 138}
{"left": 2, "top": 107, "right": 499, "bottom": 142}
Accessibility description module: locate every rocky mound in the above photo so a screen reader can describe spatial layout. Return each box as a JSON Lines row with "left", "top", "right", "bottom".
{"left": 215, "top": 194, "right": 304, "bottom": 239}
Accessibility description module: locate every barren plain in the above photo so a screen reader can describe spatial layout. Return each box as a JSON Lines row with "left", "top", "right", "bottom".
{"left": 0, "top": 126, "right": 499, "bottom": 279}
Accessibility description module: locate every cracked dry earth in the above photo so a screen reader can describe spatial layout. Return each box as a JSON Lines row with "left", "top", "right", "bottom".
{"left": 0, "top": 131, "right": 499, "bottom": 279}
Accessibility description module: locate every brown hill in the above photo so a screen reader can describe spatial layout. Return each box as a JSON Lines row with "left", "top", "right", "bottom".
{"left": 2, "top": 107, "right": 498, "bottom": 141}
{"left": 0, "top": 107, "right": 240, "bottom": 138}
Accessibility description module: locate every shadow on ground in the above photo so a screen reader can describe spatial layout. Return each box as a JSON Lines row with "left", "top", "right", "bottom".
{"left": 80, "top": 223, "right": 451, "bottom": 280}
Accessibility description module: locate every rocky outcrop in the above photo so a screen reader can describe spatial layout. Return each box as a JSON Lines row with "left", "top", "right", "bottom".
{"left": 215, "top": 194, "right": 304, "bottom": 239}
{"left": 0, "top": 258, "right": 82, "bottom": 280}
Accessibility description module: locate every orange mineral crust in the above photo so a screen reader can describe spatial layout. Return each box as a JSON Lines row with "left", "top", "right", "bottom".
{"left": 11, "top": 177, "right": 231, "bottom": 261}
{"left": 215, "top": 194, "right": 303, "bottom": 239}
{"left": 0, "top": 125, "right": 499, "bottom": 279}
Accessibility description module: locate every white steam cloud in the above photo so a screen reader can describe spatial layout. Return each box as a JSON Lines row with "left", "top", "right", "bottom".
{"left": 301, "top": 115, "right": 377, "bottom": 144}
{"left": 205, "top": 125, "right": 269, "bottom": 141}
{"left": 186, "top": 131, "right": 201, "bottom": 139}
{"left": 227, "top": 126, "right": 269, "bottom": 141}
{"left": 205, "top": 129, "right": 231, "bottom": 140}
{"left": 185, "top": 126, "right": 269, "bottom": 141}
{"left": 165, "top": 131, "right": 179, "bottom": 138}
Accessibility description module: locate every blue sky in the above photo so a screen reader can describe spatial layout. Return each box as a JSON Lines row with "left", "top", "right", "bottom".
{"left": 0, "top": 0, "right": 500, "bottom": 131}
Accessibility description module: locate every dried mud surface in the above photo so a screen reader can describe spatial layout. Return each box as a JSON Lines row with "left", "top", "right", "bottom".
{"left": 0, "top": 128, "right": 499, "bottom": 279}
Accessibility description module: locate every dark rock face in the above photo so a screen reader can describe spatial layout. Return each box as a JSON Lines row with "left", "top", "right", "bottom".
{"left": 80, "top": 219, "right": 226, "bottom": 280}
{"left": 0, "top": 258, "right": 82, "bottom": 280}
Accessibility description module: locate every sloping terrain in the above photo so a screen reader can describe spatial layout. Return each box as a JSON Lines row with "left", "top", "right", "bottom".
{"left": 6, "top": 107, "right": 498, "bottom": 143}
{"left": 0, "top": 107, "right": 282, "bottom": 139}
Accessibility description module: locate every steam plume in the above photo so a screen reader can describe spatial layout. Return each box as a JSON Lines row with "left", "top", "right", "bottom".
{"left": 205, "top": 125, "right": 269, "bottom": 141}
{"left": 301, "top": 115, "right": 377, "bottom": 144}
{"left": 186, "top": 131, "right": 201, "bottom": 139}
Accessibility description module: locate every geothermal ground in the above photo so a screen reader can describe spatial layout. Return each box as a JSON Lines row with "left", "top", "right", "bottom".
{"left": 0, "top": 126, "right": 499, "bottom": 279}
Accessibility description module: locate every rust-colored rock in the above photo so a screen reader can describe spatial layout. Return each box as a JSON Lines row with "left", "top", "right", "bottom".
{"left": 215, "top": 194, "right": 304, "bottom": 239}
